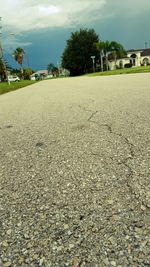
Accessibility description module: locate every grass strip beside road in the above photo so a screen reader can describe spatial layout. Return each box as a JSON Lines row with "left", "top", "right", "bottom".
{"left": 0, "top": 80, "right": 37, "bottom": 95}
{"left": 87, "top": 65, "right": 150, "bottom": 77}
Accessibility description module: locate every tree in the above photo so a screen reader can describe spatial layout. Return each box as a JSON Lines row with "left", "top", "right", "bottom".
{"left": 96, "top": 40, "right": 126, "bottom": 71}
{"left": 96, "top": 40, "right": 113, "bottom": 71}
{"left": 23, "top": 68, "right": 33, "bottom": 80}
{"left": 0, "top": 58, "right": 11, "bottom": 81}
{"left": 13, "top": 47, "right": 25, "bottom": 75}
{"left": 62, "top": 28, "right": 99, "bottom": 76}
{"left": 103, "top": 41, "right": 111, "bottom": 71}
{"left": 11, "top": 68, "right": 21, "bottom": 76}
{"left": 109, "top": 41, "right": 126, "bottom": 68}
{"left": 47, "top": 63, "right": 55, "bottom": 74}
{"left": 96, "top": 41, "right": 105, "bottom": 72}
{"left": 0, "top": 59, "right": 6, "bottom": 81}
{"left": 52, "top": 67, "right": 59, "bottom": 77}
{"left": 111, "top": 41, "right": 126, "bottom": 57}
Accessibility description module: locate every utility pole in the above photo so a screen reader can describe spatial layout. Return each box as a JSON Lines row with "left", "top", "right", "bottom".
{"left": 0, "top": 17, "right": 9, "bottom": 84}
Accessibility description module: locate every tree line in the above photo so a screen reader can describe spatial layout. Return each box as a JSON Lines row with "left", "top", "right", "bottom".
{"left": 61, "top": 28, "right": 126, "bottom": 76}
{"left": 0, "top": 47, "right": 33, "bottom": 81}
{"left": 0, "top": 28, "right": 127, "bottom": 81}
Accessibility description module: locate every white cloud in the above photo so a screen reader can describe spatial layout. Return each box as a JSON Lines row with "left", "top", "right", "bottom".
{"left": 1, "top": 0, "right": 150, "bottom": 50}
{"left": 0, "top": 0, "right": 106, "bottom": 34}
{"left": 101, "top": 0, "right": 150, "bottom": 19}
{"left": 1, "top": 0, "right": 149, "bottom": 35}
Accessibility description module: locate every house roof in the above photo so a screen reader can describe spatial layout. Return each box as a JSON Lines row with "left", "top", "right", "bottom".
{"left": 141, "top": 48, "right": 150, "bottom": 56}
{"left": 35, "top": 69, "right": 48, "bottom": 74}
{"left": 127, "top": 48, "right": 150, "bottom": 56}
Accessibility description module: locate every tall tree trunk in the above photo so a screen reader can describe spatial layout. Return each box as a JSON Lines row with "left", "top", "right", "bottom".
{"left": 115, "top": 54, "right": 117, "bottom": 69}
{"left": 106, "top": 53, "right": 109, "bottom": 71}
{"left": 100, "top": 51, "right": 103, "bottom": 72}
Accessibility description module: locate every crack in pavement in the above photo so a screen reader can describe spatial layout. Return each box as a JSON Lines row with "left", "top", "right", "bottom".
{"left": 90, "top": 119, "right": 134, "bottom": 151}
{"left": 86, "top": 111, "right": 143, "bottom": 205}
{"left": 77, "top": 105, "right": 147, "bottom": 207}
{"left": 87, "top": 111, "right": 98, "bottom": 122}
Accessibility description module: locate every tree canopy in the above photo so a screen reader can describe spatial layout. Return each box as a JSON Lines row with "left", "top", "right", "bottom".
{"left": 0, "top": 58, "right": 11, "bottom": 81}
{"left": 13, "top": 47, "right": 25, "bottom": 67}
{"left": 47, "top": 63, "right": 55, "bottom": 74}
{"left": 23, "top": 68, "right": 33, "bottom": 80}
{"left": 0, "top": 59, "right": 6, "bottom": 81}
{"left": 47, "top": 63, "right": 59, "bottom": 76}
{"left": 109, "top": 41, "right": 126, "bottom": 59}
{"left": 62, "top": 28, "right": 99, "bottom": 76}
{"left": 96, "top": 40, "right": 126, "bottom": 71}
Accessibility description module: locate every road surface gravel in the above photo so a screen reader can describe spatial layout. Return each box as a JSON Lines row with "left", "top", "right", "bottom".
{"left": 0, "top": 74, "right": 150, "bottom": 266}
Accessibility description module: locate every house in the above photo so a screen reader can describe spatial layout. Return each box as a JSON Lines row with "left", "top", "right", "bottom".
{"left": 109, "top": 48, "right": 150, "bottom": 70}
{"left": 30, "top": 69, "right": 48, "bottom": 80}
{"left": 127, "top": 48, "right": 150, "bottom": 66}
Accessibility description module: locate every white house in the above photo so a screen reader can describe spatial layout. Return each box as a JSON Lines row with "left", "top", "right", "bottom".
{"left": 109, "top": 48, "right": 150, "bottom": 70}
{"left": 30, "top": 69, "right": 48, "bottom": 80}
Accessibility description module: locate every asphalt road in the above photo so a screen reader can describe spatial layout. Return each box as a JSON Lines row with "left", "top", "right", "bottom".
{"left": 0, "top": 74, "right": 150, "bottom": 267}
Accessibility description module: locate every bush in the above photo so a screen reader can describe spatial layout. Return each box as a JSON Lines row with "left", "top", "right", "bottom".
{"left": 23, "top": 68, "right": 33, "bottom": 80}
{"left": 124, "top": 63, "right": 132, "bottom": 68}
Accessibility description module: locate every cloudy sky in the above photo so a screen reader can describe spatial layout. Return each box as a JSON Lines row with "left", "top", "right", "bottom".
{"left": 1, "top": 0, "right": 150, "bottom": 70}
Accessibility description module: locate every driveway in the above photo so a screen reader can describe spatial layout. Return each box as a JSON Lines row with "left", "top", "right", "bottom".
{"left": 0, "top": 74, "right": 150, "bottom": 266}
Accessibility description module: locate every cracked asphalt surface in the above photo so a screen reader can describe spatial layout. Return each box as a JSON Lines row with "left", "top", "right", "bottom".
{"left": 0, "top": 73, "right": 150, "bottom": 267}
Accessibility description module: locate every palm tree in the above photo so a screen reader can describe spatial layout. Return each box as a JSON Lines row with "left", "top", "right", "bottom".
{"left": 47, "top": 63, "right": 55, "bottom": 74}
{"left": 0, "top": 58, "right": 11, "bottom": 82}
{"left": 96, "top": 41, "right": 105, "bottom": 72}
{"left": 0, "top": 59, "right": 6, "bottom": 81}
{"left": 13, "top": 47, "right": 25, "bottom": 74}
{"left": 110, "top": 41, "right": 126, "bottom": 69}
{"left": 103, "top": 41, "right": 111, "bottom": 71}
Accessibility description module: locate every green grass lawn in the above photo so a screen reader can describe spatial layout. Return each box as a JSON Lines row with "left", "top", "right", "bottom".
{"left": 0, "top": 80, "right": 37, "bottom": 95}
{"left": 87, "top": 65, "right": 150, "bottom": 77}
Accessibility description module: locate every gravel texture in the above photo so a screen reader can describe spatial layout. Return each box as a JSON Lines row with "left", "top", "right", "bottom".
{"left": 0, "top": 74, "right": 150, "bottom": 267}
